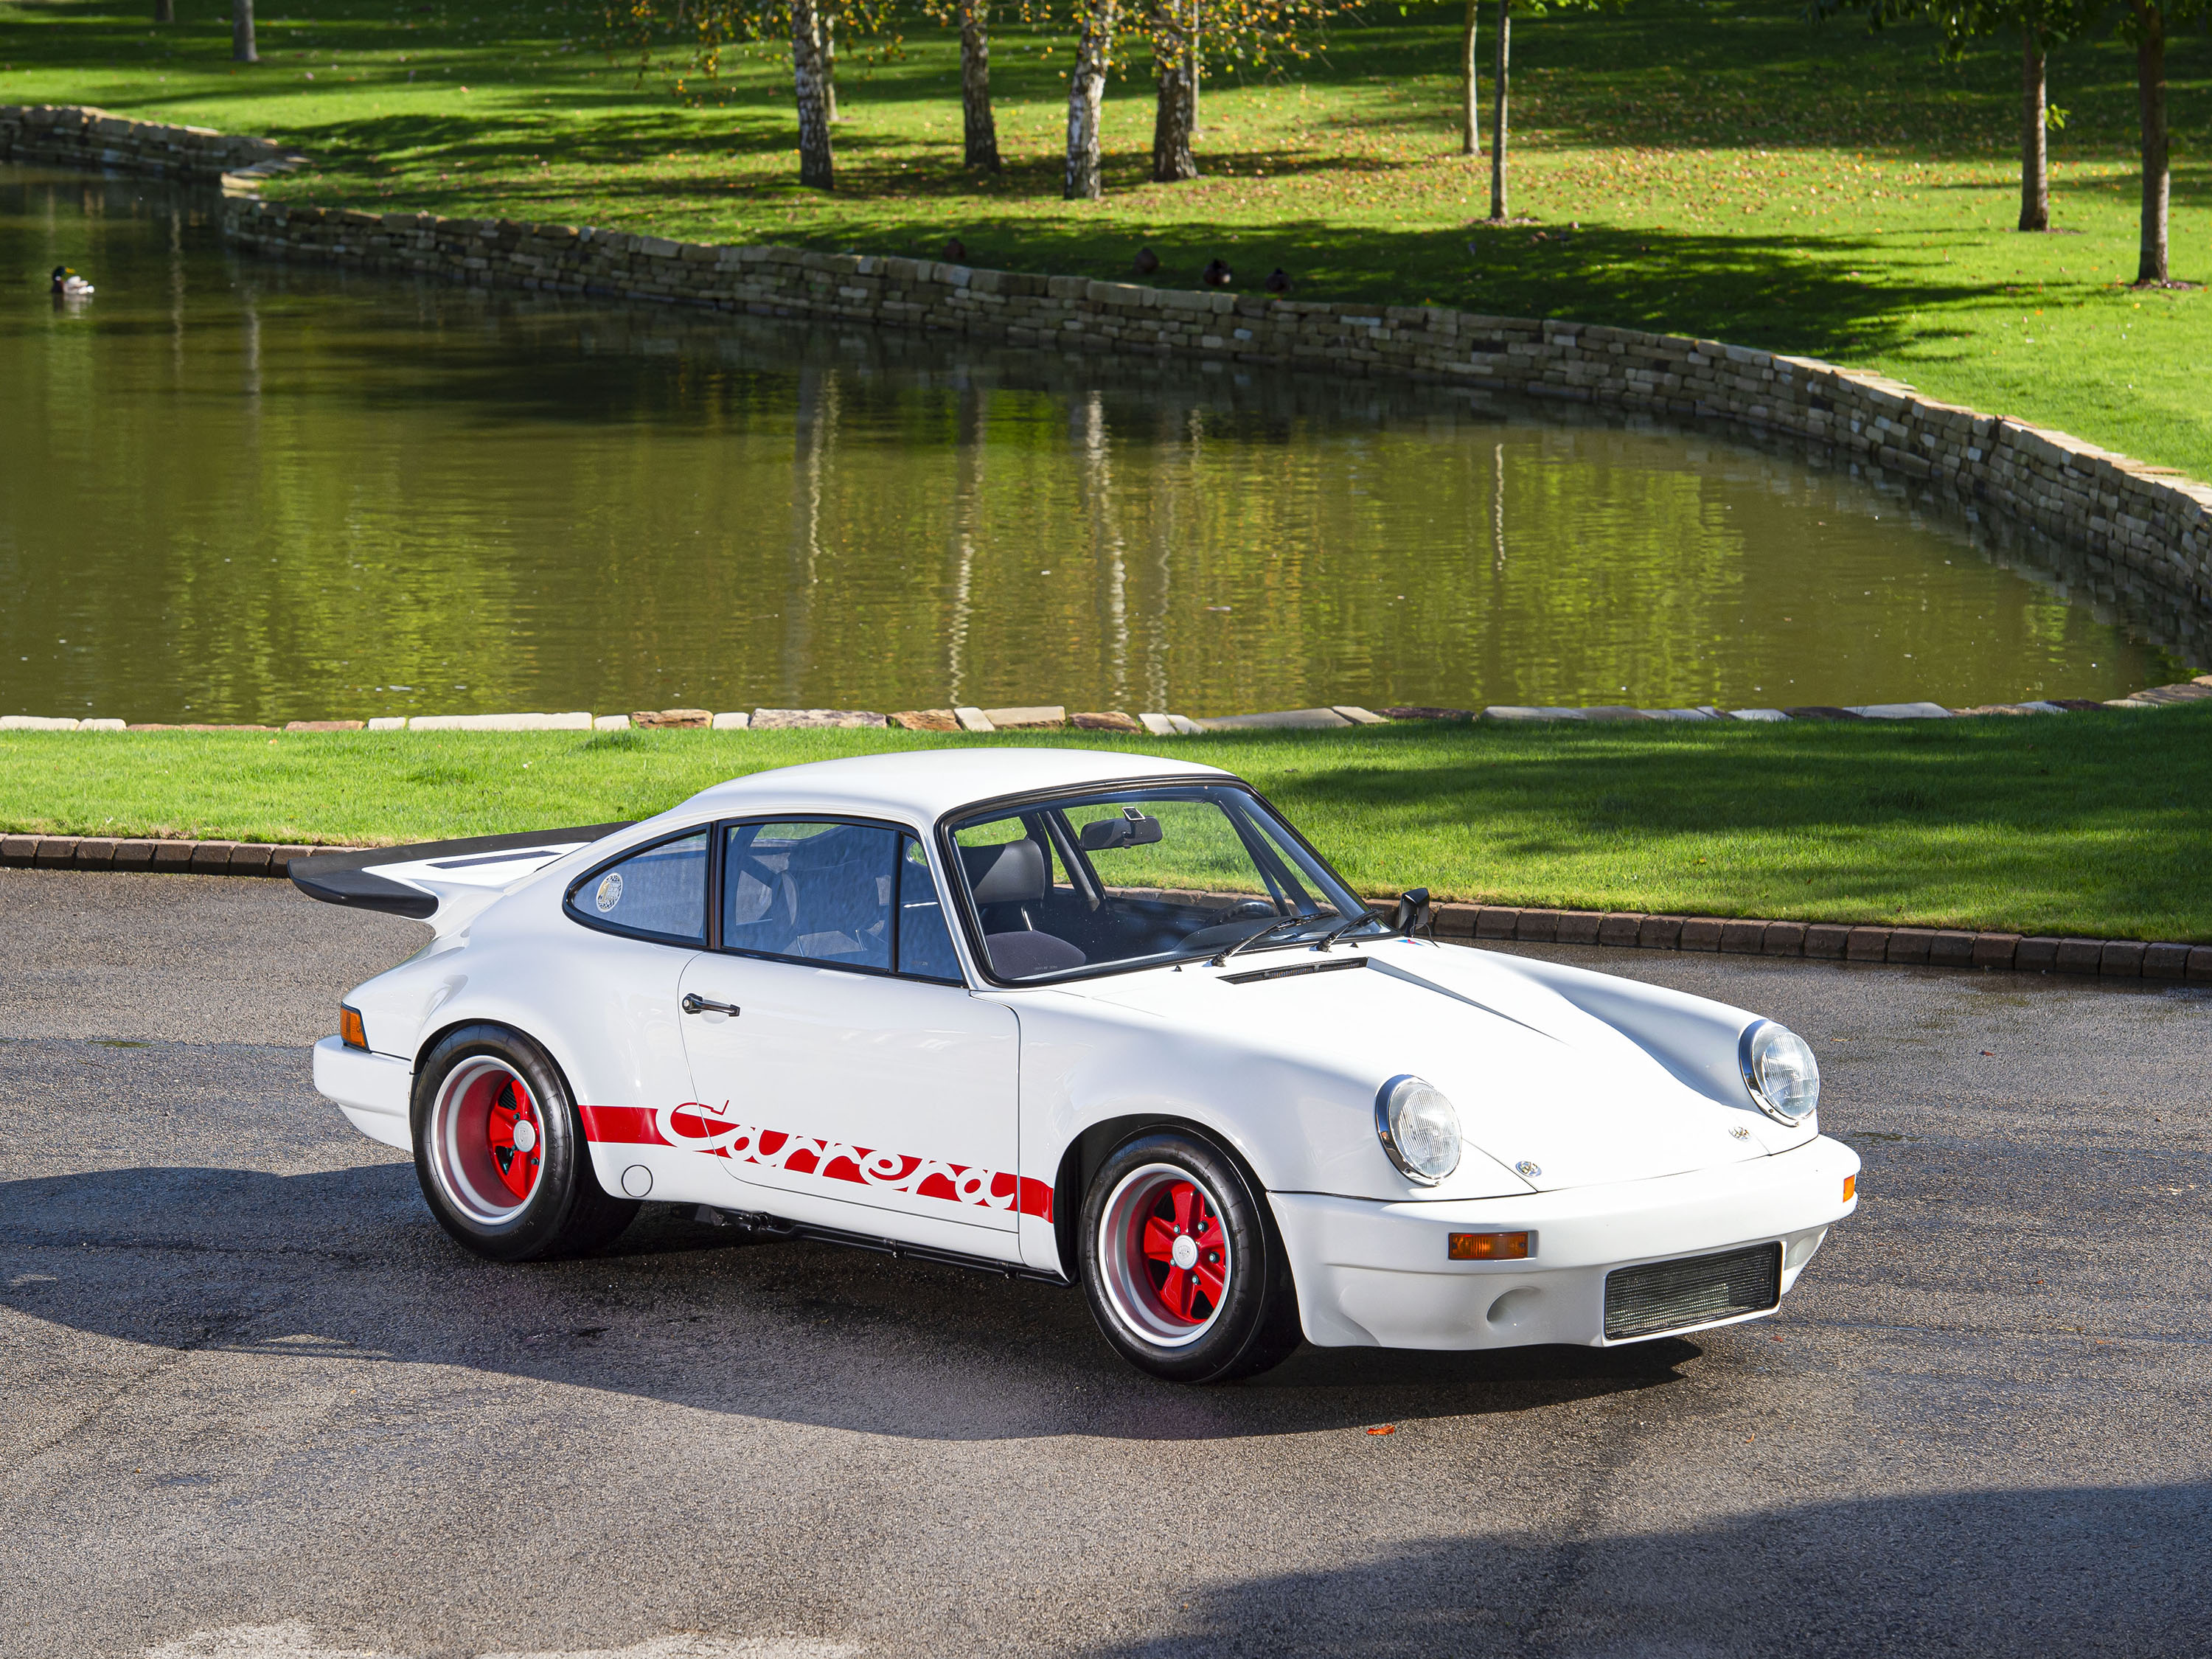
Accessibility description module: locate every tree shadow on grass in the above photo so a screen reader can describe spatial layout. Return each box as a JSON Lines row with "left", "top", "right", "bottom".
{"left": 1264, "top": 706, "right": 2212, "bottom": 933}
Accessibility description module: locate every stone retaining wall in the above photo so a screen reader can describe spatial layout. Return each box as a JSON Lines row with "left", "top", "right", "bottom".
{"left": 0, "top": 103, "right": 303, "bottom": 184}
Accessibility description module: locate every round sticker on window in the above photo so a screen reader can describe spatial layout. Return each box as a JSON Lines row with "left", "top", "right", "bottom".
{"left": 594, "top": 871, "right": 624, "bottom": 914}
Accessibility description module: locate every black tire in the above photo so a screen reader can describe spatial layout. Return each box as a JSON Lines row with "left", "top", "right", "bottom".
{"left": 1078, "top": 1130, "right": 1303, "bottom": 1384}
{"left": 411, "top": 1023, "right": 639, "bottom": 1262}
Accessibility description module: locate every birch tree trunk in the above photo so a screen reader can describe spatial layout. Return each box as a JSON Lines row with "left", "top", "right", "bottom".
{"left": 153, "top": 0, "right": 174, "bottom": 21}
{"left": 961, "top": 0, "right": 1001, "bottom": 170}
{"left": 1488, "top": 0, "right": 1509, "bottom": 220}
{"left": 1187, "top": 0, "right": 1200, "bottom": 132}
{"left": 2019, "top": 30, "right": 2048, "bottom": 232}
{"left": 1064, "top": 0, "right": 1118, "bottom": 201}
{"left": 1152, "top": 1, "right": 1197, "bottom": 183}
{"left": 232, "top": 0, "right": 257, "bottom": 62}
{"left": 2133, "top": 0, "right": 2168, "bottom": 282}
{"left": 819, "top": 13, "right": 839, "bottom": 122}
{"left": 792, "top": 0, "right": 836, "bottom": 191}
{"left": 1461, "top": 0, "right": 1479, "bottom": 158}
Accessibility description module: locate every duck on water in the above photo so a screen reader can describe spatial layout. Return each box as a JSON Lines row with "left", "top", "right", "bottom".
{"left": 50, "top": 265, "right": 93, "bottom": 297}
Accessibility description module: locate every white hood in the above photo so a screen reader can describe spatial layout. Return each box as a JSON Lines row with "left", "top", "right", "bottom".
{"left": 1055, "top": 938, "right": 1798, "bottom": 1194}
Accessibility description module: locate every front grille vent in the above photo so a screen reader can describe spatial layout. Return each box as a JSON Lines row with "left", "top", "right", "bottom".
{"left": 1604, "top": 1242, "right": 1781, "bottom": 1340}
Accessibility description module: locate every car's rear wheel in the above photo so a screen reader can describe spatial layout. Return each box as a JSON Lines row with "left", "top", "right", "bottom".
{"left": 1079, "top": 1131, "right": 1302, "bottom": 1383}
{"left": 412, "top": 1023, "right": 639, "bottom": 1262}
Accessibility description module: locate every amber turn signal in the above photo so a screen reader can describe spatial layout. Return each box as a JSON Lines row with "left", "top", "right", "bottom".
{"left": 1843, "top": 1173, "right": 1857, "bottom": 1203}
{"left": 1448, "top": 1231, "right": 1531, "bottom": 1261}
{"left": 339, "top": 1004, "right": 368, "bottom": 1051}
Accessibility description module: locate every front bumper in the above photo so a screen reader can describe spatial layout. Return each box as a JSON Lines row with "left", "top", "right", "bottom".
{"left": 312, "top": 1034, "right": 414, "bottom": 1151}
{"left": 1270, "top": 1133, "right": 1860, "bottom": 1350}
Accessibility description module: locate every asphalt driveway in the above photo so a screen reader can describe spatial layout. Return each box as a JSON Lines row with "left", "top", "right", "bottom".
{"left": 2, "top": 868, "right": 2208, "bottom": 1659}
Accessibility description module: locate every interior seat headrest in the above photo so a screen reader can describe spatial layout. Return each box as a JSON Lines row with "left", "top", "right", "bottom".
{"left": 961, "top": 839, "right": 1048, "bottom": 905}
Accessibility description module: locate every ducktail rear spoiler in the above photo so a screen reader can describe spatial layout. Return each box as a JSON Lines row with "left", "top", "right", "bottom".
{"left": 291, "top": 824, "right": 636, "bottom": 921}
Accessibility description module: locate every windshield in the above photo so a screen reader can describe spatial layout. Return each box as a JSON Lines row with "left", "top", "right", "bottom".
{"left": 945, "top": 784, "right": 1382, "bottom": 982}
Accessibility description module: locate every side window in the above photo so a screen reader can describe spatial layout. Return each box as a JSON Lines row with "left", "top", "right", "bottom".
{"left": 723, "top": 821, "right": 897, "bottom": 970}
{"left": 897, "top": 837, "right": 963, "bottom": 983}
{"left": 568, "top": 831, "right": 708, "bottom": 943}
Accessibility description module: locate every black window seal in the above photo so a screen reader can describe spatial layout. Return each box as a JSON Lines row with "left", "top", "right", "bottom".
{"left": 563, "top": 825, "right": 714, "bottom": 949}
{"left": 935, "top": 775, "right": 1367, "bottom": 990}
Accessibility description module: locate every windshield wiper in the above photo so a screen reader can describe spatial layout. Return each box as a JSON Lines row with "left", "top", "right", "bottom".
{"left": 1310, "top": 910, "right": 1382, "bottom": 951}
{"left": 1210, "top": 913, "right": 1321, "bottom": 968}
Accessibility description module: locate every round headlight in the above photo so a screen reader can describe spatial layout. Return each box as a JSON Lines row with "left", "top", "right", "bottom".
{"left": 1376, "top": 1075, "right": 1461, "bottom": 1184}
{"left": 1741, "top": 1021, "right": 1820, "bottom": 1124}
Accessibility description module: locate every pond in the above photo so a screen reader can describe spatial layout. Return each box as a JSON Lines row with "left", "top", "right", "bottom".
{"left": 2, "top": 164, "right": 2196, "bottom": 726}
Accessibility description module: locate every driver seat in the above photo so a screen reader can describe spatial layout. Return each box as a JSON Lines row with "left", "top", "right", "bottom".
{"left": 960, "top": 840, "right": 1086, "bottom": 978}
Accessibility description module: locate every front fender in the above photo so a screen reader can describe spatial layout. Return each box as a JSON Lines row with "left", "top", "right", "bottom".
{"left": 1008, "top": 990, "right": 1529, "bottom": 1239}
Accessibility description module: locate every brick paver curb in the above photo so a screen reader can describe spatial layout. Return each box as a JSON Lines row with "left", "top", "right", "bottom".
{"left": 1428, "top": 902, "right": 2212, "bottom": 982}
{"left": 1, "top": 835, "right": 339, "bottom": 878}
{"left": 3, "top": 835, "right": 2205, "bottom": 980}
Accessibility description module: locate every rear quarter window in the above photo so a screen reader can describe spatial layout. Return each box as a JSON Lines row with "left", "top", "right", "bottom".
{"left": 566, "top": 831, "right": 709, "bottom": 944}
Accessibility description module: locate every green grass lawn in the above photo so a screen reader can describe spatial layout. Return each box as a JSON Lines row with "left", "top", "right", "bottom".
{"left": 7, "top": 708, "right": 2209, "bottom": 939}
{"left": 3, "top": 0, "right": 2207, "bottom": 474}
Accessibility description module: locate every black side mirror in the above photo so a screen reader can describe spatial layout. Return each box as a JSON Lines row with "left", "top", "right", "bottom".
{"left": 1078, "top": 812, "right": 1164, "bottom": 852}
{"left": 1392, "top": 887, "right": 1432, "bottom": 936}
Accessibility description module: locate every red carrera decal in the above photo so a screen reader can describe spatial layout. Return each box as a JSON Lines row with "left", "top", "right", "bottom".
{"left": 581, "top": 1101, "right": 1053, "bottom": 1222}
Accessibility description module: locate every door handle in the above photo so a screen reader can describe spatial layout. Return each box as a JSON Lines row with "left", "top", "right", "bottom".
{"left": 681, "top": 993, "right": 741, "bottom": 1017}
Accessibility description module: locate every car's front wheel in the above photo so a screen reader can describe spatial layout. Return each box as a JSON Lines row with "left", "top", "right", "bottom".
{"left": 411, "top": 1023, "right": 639, "bottom": 1262}
{"left": 1079, "top": 1131, "right": 1303, "bottom": 1383}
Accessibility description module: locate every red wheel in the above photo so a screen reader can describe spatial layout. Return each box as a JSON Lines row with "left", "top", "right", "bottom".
{"left": 1079, "top": 1132, "right": 1303, "bottom": 1382}
{"left": 1100, "top": 1164, "right": 1234, "bottom": 1343}
{"left": 411, "top": 1026, "right": 637, "bottom": 1262}
{"left": 484, "top": 1069, "right": 543, "bottom": 1204}
{"left": 428, "top": 1056, "right": 544, "bottom": 1222}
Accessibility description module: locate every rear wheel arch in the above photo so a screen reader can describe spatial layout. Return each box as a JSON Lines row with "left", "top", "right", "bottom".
{"left": 414, "top": 1012, "right": 597, "bottom": 1112}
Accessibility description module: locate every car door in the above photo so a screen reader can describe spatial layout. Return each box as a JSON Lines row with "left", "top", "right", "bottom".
{"left": 675, "top": 819, "right": 1026, "bottom": 1250}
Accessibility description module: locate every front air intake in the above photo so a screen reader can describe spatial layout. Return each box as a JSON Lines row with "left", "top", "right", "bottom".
{"left": 1604, "top": 1242, "right": 1782, "bottom": 1340}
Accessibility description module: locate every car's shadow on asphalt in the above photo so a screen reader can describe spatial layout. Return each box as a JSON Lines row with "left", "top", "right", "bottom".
{"left": 0, "top": 1161, "right": 1692, "bottom": 1441}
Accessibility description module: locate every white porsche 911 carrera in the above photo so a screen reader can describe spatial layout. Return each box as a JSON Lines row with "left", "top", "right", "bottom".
{"left": 302, "top": 748, "right": 1858, "bottom": 1383}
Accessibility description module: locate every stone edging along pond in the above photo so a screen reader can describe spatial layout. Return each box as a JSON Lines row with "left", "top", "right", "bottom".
{"left": 4, "top": 829, "right": 2209, "bottom": 984}
{"left": 4, "top": 103, "right": 2211, "bottom": 627}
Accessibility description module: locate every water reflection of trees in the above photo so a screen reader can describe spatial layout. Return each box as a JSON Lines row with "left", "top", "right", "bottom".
{"left": 1, "top": 167, "right": 2198, "bottom": 725}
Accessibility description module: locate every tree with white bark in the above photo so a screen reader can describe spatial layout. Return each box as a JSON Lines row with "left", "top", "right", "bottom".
{"left": 610, "top": 0, "right": 900, "bottom": 192}
{"left": 1064, "top": 0, "right": 1119, "bottom": 198}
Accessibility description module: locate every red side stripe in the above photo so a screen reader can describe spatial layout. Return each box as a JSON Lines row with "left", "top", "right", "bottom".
{"left": 580, "top": 1104, "right": 1052, "bottom": 1222}
{"left": 576, "top": 1103, "right": 667, "bottom": 1146}
{"left": 1017, "top": 1177, "right": 1054, "bottom": 1222}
